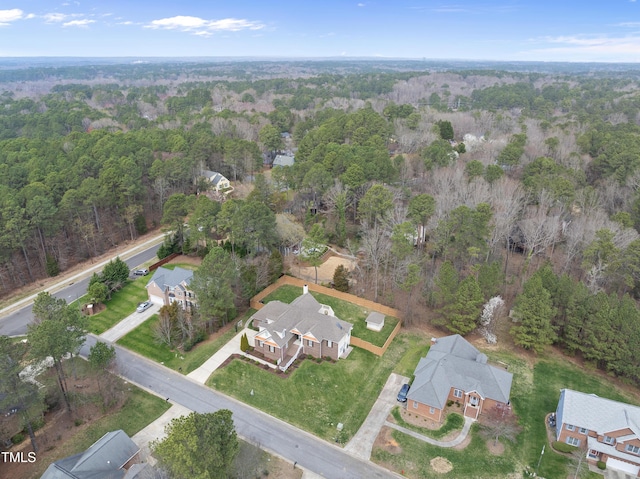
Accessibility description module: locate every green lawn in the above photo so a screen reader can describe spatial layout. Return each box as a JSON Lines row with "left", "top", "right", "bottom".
{"left": 208, "top": 332, "right": 418, "bottom": 443}
{"left": 262, "top": 285, "right": 399, "bottom": 347}
{"left": 87, "top": 278, "right": 149, "bottom": 334}
{"left": 116, "top": 309, "right": 254, "bottom": 374}
{"left": 373, "top": 424, "right": 517, "bottom": 479}
{"left": 158, "top": 263, "right": 198, "bottom": 271}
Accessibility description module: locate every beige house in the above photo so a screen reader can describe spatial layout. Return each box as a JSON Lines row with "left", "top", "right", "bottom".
{"left": 202, "top": 170, "right": 231, "bottom": 192}
{"left": 556, "top": 389, "right": 640, "bottom": 476}
{"left": 146, "top": 266, "right": 195, "bottom": 311}
{"left": 251, "top": 285, "right": 352, "bottom": 371}
{"left": 406, "top": 335, "right": 513, "bottom": 422}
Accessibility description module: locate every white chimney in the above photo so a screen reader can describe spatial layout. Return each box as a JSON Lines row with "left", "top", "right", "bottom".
{"left": 303, "top": 284, "right": 309, "bottom": 295}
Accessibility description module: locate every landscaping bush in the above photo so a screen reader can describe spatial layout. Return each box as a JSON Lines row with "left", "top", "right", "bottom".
{"left": 597, "top": 461, "right": 606, "bottom": 470}
{"left": 552, "top": 441, "right": 578, "bottom": 453}
{"left": 182, "top": 329, "right": 206, "bottom": 352}
{"left": 11, "top": 433, "right": 24, "bottom": 444}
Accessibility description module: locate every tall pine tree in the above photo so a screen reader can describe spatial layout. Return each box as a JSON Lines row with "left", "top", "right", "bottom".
{"left": 511, "top": 275, "right": 556, "bottom": 353}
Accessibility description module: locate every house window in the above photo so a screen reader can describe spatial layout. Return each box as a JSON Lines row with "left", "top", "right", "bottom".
{"left": 588, "top": 449, "right": 599, "bottom": 459}
{"left": 268, "top": 345, "right": 275, "bottom": 353}
{"left": 258, "top": 341, "right": 264, "bottom": 348}
{"left": 453, "top": 389, "right": 463, "bottom": 398}
{"left": 327, "top": 340, "right": 332, "bottom": 348}
{"left": 566, "top": 437, "right": 580, "bottom": 446}
{"left": 413, "top": 401, "right": 418, "bottom": 409}
{"left": 429, "top": 407, "right": 435, "bottom": 414}
{"left": 603, "top": 435, "right": 615, "bottom": 445}
{"left": 566, "top": 424, "right": 575, "bottom": 431}
{"left": 626, "top": 445, "right": 640, "bottom": 455}
{"left": 308, "top": 340, "right": 314, "bottom": 347}
{"left": 578, "top": 427, "right": 588, "bottom": 435}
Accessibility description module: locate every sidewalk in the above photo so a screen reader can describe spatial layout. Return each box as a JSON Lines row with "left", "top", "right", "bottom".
{"left": 187, "top": 327, "right": 275, "bottom": 384}
{"left": 384, "top": 415, "right": 475, "bottom": 447}
{"left": 344, "top": 373, "right": 409, "bottom": 460}
{"left": 99, "top": 303, "right": 161, "bottom": 342}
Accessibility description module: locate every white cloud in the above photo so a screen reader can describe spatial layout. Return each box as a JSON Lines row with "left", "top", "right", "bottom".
{"left": 357, "top": 3, "right": 365, "bottom": 6}
{"left": 44, "top": 13, "right": 68, "bottom": 23}
{"left": 146, "top": 15, "right": 264, "bottom": 35}
{"left": 0, "top": 8, "right": 23, "bottom": 25}
{"left": 63, "top": 19, "right": 95, "bottom": 28}
{"left": 525, "top": 34, "right": 640, "bottom": 61}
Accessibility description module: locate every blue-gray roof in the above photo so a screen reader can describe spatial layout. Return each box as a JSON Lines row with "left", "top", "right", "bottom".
{"left": 41, "top": 430, "right": 139, "bottom": 479}
{"left": 147, "top": 266, "right": 193, "bottom": 290}
{"left": 407, "top": 335, "right": 512, "bottom": 409}
{"left": 557, "top": 388, "right": 640, "bottom": 436}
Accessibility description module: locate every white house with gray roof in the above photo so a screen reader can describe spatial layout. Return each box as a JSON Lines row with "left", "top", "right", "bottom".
{"left": 556, "top": 388, "right": 640, "bottom": 476}
{"left": 146, "top": 266, "right": 195, "bottom": 310}
{"left": 406, "top": 335, "right": 513, "bottom": 422}
{"left": 251, "top": 285, "right": 352, "bottom": 370}
{"left": 41, "top": 430, "right": 142, "bottom": 479}
{"left": 201, "top": 170, "right": 231, "bottom": 191}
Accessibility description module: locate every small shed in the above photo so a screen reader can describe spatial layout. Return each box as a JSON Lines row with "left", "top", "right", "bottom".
{"left": 365, "top": 311, "right": 385, "bottom": 332}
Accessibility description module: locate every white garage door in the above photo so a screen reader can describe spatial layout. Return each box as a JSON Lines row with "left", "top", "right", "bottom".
{"left": 149, "top": 294, "right": 164, "bottom": 306}
{"left": 607, "top": 457, "right": 640, "bottom": 477}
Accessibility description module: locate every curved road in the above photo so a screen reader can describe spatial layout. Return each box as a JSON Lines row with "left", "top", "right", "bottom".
{"left": 0, "top": 241, "right": 162, "bottom": 337}
{"left": 81, "top": 336, "right": 397, "bottom": 479}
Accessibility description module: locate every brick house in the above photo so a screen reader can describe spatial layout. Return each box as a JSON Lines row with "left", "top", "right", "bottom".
{"left": 146, "top": 266, "right": 195, "bottom": 311}
{"left": 556, "top": 389, "right": 640, "bottom": 476}
{"left": 251, "top": 285, "right": 352, "bottom": 371}
{"left": 406, "top": 335, "right": 513, "bottom": 422}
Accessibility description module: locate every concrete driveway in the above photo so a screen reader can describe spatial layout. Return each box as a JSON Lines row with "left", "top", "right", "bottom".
{"left": 344, "top": 372, "right": 409, "bottom": 460}
{"left": 100, "top": 302, "right": 161, "bottom": 342}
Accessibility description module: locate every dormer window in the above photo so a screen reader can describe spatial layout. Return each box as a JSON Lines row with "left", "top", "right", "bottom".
{"left": 603, "top": 435, "right": 615, "bottom": 445}
{"left": 626, "top": 444, "right": 640, "bottom": 455}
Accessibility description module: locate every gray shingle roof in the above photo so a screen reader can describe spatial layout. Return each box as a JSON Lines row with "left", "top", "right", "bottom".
{"left": 273, "top": 155, "right": 295, "bottom": 167}
{"left": 407, "top": 334, "right": 512, "bottom": 409}
{"left": 147, "top": 266, "right": 193, "bottom": 290}
{"left": 558, "top": 389, "right": 640, "bottom": 436}
{"left": 365, "top": 311, "right": 385, "bottom": 325}
{"left": 41, "top": 430, "right": 139, "bottom": 479}
{"left": 252, "top": 291, "right": 352, "bottom": 347}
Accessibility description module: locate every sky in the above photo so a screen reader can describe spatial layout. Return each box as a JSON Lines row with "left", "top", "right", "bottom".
{"left": 1, "top": 1, "right": 640, "bottom": 62}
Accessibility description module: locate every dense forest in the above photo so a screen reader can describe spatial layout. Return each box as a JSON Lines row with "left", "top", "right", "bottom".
{"left": 4, "top": 59, "right": 640, "bottom": 383}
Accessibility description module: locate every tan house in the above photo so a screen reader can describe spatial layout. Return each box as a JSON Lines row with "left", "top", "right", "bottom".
{"left": 556, "top": 389, "right": 640, "bottom": 476}
{"left": 251, "top": 285, "right": 352, "bottom": 371}
{"left": 406, "top": 335, "right": 513, "bottom": 422}
{"left": 41, "top": 430, "right": 143, "bottom": 478}
{"left": 146, "top": 266, "right": 195, "bottom": 310}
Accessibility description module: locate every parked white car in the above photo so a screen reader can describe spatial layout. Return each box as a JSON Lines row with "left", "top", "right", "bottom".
{"left": 136, "top": 301, "right": 152, "bottom": 313}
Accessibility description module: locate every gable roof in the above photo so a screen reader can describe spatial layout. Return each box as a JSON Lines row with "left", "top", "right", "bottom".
{"left": 557, "top": 389, "right": 640, "bottom": 436}
{"left": 407, "top": 334, "right": 512, "bottom": 409}
{"left": 253, "top": 291, "right": 352, "bottom": 347}
{"left": 365, "top": 311, "right": 385, "bottom": 326}
{"left": 41, "top": 430, "right": 139, "bottom": 479}
{"left": 202, "top": 170, "right": 229, "bottom": 187}
{"left": 147, "top": 266, "right": 193, "bottom": 291}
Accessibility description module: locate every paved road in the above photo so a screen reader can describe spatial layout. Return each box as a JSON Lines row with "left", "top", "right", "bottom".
{"left": 0, "top": 240, "right": 162, "bottom": 337}
{"left": 81, "top": 336, "right": 398, "bottom": 479}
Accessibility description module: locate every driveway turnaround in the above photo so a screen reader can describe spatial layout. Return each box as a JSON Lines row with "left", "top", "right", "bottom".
{"left": 100, "top": 303, "right": 161, "bottom": 342}
{"left": 345, "top": 373, "right": 409, "bottom": 460}
{"left": 385, "top": 416, "right": 475, "bottom": 447}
